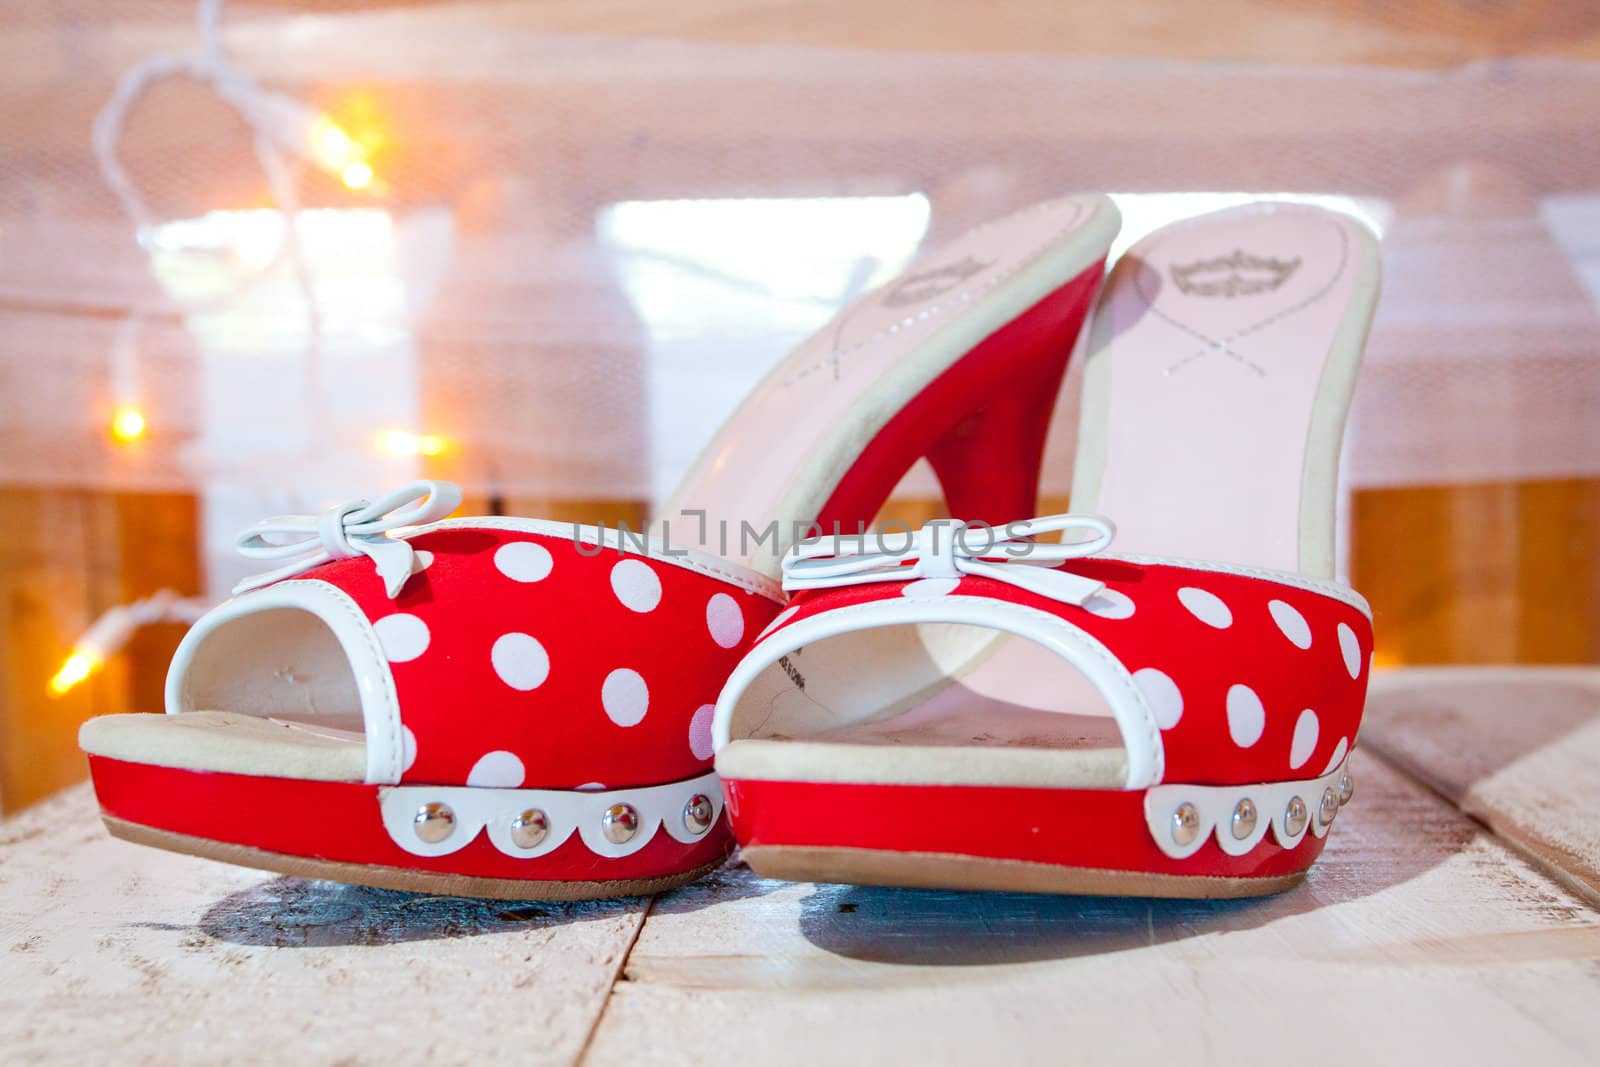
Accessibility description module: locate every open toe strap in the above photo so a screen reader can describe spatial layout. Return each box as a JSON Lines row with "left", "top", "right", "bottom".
{"left": 88, "top": 493, "right": 783, "bottom": 794}
{"left": 713, "top": 544, "right": 1373, "bottom": 793}
{"left": 80, "top": 505, "right": 784, "bottom": 883}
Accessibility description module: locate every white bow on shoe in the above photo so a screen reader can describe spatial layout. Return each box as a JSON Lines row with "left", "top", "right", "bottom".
{"left": 781, "top": 513, "right": 1116, "bottom": 606}
{"left": 232, "top": 480, "right": 463, "bottom": 598}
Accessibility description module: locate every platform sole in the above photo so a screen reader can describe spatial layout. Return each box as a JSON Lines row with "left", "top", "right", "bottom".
{"left": 741, "top": 844, "right": 1306, "bottom": 899}
{"left": 104, "top": 815, "right": 725, "bottom": 900}
{"left": 722, "top": 772, "right": 1336, "bottom": 898}
{"left": 88, "top": 755, "right": 734, "bottom": 899}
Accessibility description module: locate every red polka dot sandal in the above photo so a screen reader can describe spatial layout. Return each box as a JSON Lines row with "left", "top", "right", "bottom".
{"left": 712, "top": 202, "right": 1382, "bottom": 897}
{"left": 78, "top": 195, "right": 1121, "bottom": 899}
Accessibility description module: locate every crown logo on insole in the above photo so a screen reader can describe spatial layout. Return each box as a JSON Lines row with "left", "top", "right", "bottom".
{"left": 881, "top": 255, "right": 995, "bottom": 308}
{"left": 1169, "top": 249, "right": 1301, "bottom": 298}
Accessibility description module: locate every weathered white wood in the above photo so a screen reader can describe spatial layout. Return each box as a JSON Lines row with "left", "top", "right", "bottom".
{"left": 1364, "top": 667, "right": 1600, "bottom": 906}
{"left": 0, "top": 785, "right": 644, "bottom": 1065}
{"left": 585, "top": 753, "right": 1600, "bottom": 1067}
{"left": 10, "top": 680, "right": 1600, "bottom": 1066}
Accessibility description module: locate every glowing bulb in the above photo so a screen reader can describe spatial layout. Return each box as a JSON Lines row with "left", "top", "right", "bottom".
{"left": 378, "top": 429, "right": 450, "bottom": 457}
{"left": 309, "top": 116, "right": 360, "bottom": 170}
{"left": 110, "top": 406, "right": 146, "bottom": 443}
{"left": 321, "top": 124, "right": 355, "bottom": 163}
{"left": 50, "top": 651, "right": 100, "bottom": 696}
{"left": 378, "top": 429, "right": 417, "bottom": 455}
{"left": 341, "top": 161, "right": 374, "bottom": 190}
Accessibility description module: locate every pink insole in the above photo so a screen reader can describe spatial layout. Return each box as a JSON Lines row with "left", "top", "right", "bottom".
{"left": 1089, "top": 204, "right": 1365, "bottom": 572}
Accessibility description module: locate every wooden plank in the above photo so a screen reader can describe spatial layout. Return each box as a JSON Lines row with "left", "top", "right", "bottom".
{"left": 12, "top": 0, "right": 1600, "bottom": 71}
{"left": 0, "top": 784, "right": 646, "bottom": 1065}
{"left": 1363, "top": 667, "right": 1600, "bottom": 906}
{"left": 586, "top": 753, "right": 1600, "bottom": 1066}
{"left": 6, "top": 11, "right": 1600, "bottom": 199}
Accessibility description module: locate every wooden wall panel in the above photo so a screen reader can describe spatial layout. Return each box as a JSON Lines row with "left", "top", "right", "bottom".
{"left": 0, "top": 488, "right": 198, "bottom": 814}
{"left": 1352, "top": 479, "right": 1600, "bottom": 666}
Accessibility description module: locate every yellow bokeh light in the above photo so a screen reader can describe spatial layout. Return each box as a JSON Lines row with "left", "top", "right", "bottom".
{"left": 378, "top": 429, "right": 450, "bottom": 458}
{"left": 49, "top": 651, "right": 100, "bottom": 696}
{"left": 341, "top": 161, "right": 374, "bottom": 190}
{"left": 321, "top": 125, "right": 354, "bottom": 162}
{"left": 311, "top": 116, "right": 359, "bottom": 170}
{"left": 110, "top": 406, "right": 146, "bottom": 443}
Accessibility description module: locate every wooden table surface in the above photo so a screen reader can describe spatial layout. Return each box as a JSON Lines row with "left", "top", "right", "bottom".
{"left": 3, "top": 667, "right": 1598, "bottom": 1065}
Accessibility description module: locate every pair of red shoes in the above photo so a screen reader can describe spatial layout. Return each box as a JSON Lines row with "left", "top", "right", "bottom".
{"left": 81, "top": 195, "right": 1380, "bottom": 900}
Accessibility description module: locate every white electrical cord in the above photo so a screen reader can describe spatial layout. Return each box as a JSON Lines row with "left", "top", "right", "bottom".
{"left": 90, "top": 0, "right": 325, "bottom": 389}
{"left": 50, "top": 591, "right": 213, "bottom": 697}
{"left": 70, "top": 0, "right": 353, "bottom": 695}
{"left": 74, "top": 591, "right": 212, "bottom": 658}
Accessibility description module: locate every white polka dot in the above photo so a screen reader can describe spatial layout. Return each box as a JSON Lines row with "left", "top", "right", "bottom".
{"left": 611, "top": 558, "right": 662, "bottom": 612}
{"left": 494, "top": 541, "right": 553, "bottom": 583}
{"left": 1268, "top": 599, "right": 1312, "bottom": 650}
{"left": 577, "top": 782, "right": 607, "bottom": 792}
{"left": 1132, "top": 668, "right": 1183, "bottom": 729}
{"left": 1289, "top": 709, "right": 1319, "bottom": 770}
{"left": 1083, "top": 588, "right": 1135, "bottom": 620}
{"left": 491, "top": 632, "right": 550, "bottom": 691}
{"left": 602, "top": 668, "right": 649, "bottom": 727}
{"left": 902, "top": 577, "right": 960, "bottom": 598}
{"left": 467, "top": 750, "right": 525, "bottom": 788}
{"left": 415, "top": 550, "right": 435, "bottom": 570}
{"left": 757, "top": 604, "right": 800, "bottom": 640}
{"left": 401, "top": 726, "right": 418, "bottom": 772}
{"left": 1226, "top": 684, "right": 1265, "bottom": 747}
{"left": 1321, "top": 737, "right": 1350, "bottom": 776}
{"left": 688, "top": 703, "right": 716, "bottom": 760}
{"left": 706, "top": 593, "right": 745, "bottom": 648}
{"left": 1338, "top": 623, "right": 1363, "bottom": 679}
{"left": 1177, "top": 587, "right": 1232, "bottom": 628}
{"left": 374, "top": 613, "right": 429, "bottom": 662}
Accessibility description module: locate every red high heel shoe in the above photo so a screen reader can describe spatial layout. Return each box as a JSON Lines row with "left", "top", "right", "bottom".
{"left": 712, "top": 202, "right": 1381, "bottom": 897}
{"left": 80, "top": 194, "right": 1121, "bottom": 899}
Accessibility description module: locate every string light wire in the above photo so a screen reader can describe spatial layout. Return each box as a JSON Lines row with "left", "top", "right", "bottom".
{"left": 70, "top": 0, "right": 358, "bottom": 694}
{"left": 49, "top": 591, "right": 211, "bottom": 697}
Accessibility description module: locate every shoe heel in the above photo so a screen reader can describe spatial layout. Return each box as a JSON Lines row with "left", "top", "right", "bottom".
{"left": 815, "top": 262, "right": 1103, "bottom": 532}
{"left": 924, "top": 346, "right": 1071, "bottom": 524}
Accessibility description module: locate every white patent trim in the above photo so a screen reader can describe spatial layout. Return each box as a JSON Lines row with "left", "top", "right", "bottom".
{"left": 1144, "top": 756, "right": 1349, "bottom": 860}
{"left": 378, "top": 770, "right": 724, "bottom": 860}
{"left": 164, "top": 579, "right": 405, "bottom": 785}
{"left": 414, "top": 516, "right": 784, "bottom": 603}
{"left": 712, "top": 595, "right": 1165, "bottom": 790}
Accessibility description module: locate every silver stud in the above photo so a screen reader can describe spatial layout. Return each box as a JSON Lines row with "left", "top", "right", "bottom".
{"left": 509, "top": 808, "right": 550, "bottom": 849}
{"left": 1338, "top": 772, "right": 1354, "bottom": 806}
{"left": 601, "top": 803, "right": 640, "bottom": 844}
{"left": 413, "top": 802, "right": 456, "bottom": 844}
{"left": 1284, "top": 796, "right": 1308, "bottom": 837}
{"left": 1171, "top": 802, "right": 1201, "bottom": 847}
{"left": 1319, "top": 787, "right": 1339, "bottom": 827}
{"left": 682, "top": 794, "right": 714, "bottom": 836}
{"left": 1230, "top": 798, "right": 1258, "bottom": 840}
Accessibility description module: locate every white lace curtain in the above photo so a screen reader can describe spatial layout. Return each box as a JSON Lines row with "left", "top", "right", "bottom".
{"left": 2, "top": 2, "right": 1597, "bottom": 508}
